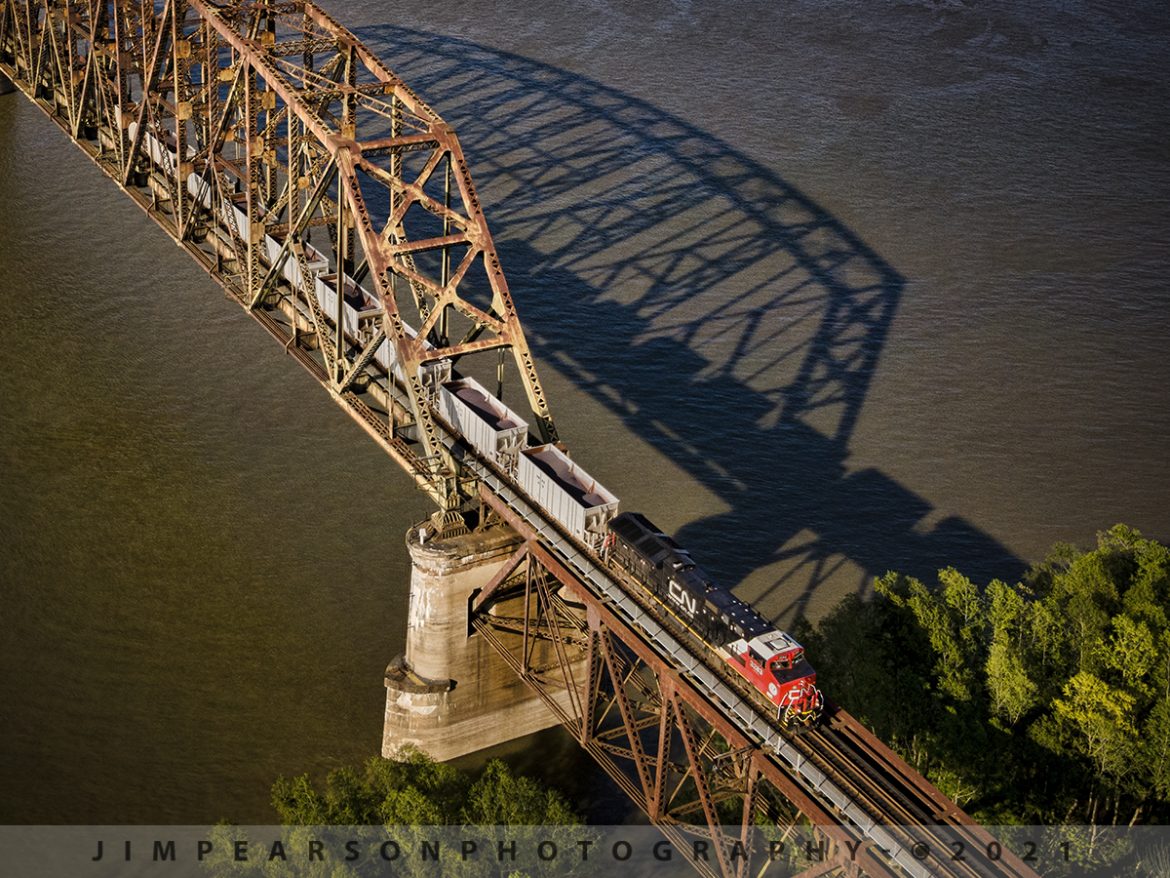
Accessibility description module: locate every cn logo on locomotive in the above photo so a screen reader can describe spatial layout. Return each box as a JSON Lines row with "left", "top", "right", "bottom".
{"left": 667, "top": 579, "right": 697, "bottom": 617}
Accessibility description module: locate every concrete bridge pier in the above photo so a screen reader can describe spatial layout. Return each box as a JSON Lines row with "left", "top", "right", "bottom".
{"left": 382, "top": 523, "right": 572, "bottom": 762}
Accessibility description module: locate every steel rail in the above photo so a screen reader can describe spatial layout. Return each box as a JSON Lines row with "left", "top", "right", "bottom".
{"left": 450, "top": 436, "right": 1034, "bottom": 878}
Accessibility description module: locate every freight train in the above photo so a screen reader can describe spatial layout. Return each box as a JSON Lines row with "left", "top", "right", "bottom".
{"left": 126, "top": 117, "right": 822, "bottom": 728}
{"left": 441, "top": 382, "right": 823, "bottom": 728}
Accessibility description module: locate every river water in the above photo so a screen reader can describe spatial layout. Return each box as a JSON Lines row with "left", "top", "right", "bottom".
{"left": 1, "top": 0, "right": 1167, "bottom": 823}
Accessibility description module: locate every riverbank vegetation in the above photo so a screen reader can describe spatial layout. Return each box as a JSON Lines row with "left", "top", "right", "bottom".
{"left": 205, "top": 751, "right": 582, "bottom": 877}
{"left": 796, "top": 524, "right": 1170, "bottom": 826}
{"left": 236, "top": 524, "right": 1167, "bottom": 869}
{"left": 269, "top": 748, "right": 581, "bottom": 826}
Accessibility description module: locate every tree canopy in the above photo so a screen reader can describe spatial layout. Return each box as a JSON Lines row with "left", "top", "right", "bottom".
{"left": 205, "top": 750, "right": 583, "bottom": 878}
{"left": 270, "top": 748, "right": 581, "bottom": 827}
{"left": 797, "top": 524, "right": 1170, "bottom": 825}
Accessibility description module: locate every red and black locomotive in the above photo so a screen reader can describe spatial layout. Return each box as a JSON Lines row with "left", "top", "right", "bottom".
{"left": 605, "top": 512, "right": 823, "bottom": 728}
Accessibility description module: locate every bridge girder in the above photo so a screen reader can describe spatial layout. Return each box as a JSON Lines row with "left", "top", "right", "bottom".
{"left": 0, "top": 0, "right": 557, "bottom": 516}
{"left": 473, "top": 486, "right": 906, "bottom": 878}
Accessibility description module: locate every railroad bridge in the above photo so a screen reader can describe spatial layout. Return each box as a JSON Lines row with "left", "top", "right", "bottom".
{"left": 1, "top": 3, "right": 1037, "bottom": 877}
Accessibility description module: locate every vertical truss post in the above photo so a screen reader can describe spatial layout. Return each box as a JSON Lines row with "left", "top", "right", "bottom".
{"left": 520, "top": 551, "right": 532, "bottom": 673}
{"left": 170, "top": 0, "right": 188, "bottom": 239}
{"left": 533, "top": 568, "right": 584, "bottom": 734}
{"left": 737, "top": 764, "right": 759, "bottom": 878}
{"left": 670, "top": 690, "right": 736, "bottom": 878}
{"left": 581, "top": 606, "right": 602, "bottom": 748}
{"left": 439, "top": 154, "right": 450, "bottom": 346}
{"left": 121, "top": 0, "right": 172, "bottom": 186}
{"left": 599, "top": 628, "right": 655, "bottom": 806}
{"left": 650, "top": 672, "right": 675, "bottom": 822}
{"left": 244, "top": 55, "right": 266, "bottom": 305}
{"left": 334, "top": 159, "right": 346, "bottom": 383}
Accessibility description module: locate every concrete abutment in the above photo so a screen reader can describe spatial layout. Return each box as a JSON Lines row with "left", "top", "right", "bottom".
{"left": 382, "top": 523, "right": 574, "bottom": 762}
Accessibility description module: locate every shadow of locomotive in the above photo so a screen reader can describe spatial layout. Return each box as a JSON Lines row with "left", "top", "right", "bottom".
{"left": 358, "top": 25, "right": 1025, "bottom": 620}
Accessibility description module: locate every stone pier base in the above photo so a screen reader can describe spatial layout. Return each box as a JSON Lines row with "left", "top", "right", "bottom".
{"left": 382, "top": 523, "right": 575, "bottom": 762}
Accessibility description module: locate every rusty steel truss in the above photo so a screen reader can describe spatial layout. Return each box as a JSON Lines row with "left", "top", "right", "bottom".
{"left": 0, "top": 0, "right": 556, "bottom": 524}
{"left": 471, "top": 518, "right": 887, "bottom": 878}
{"left": 471, "top": 485, "right": 1039, "bottom": 878}
{"left": 1, "top": 4, "right": 1041, "bottom": 877}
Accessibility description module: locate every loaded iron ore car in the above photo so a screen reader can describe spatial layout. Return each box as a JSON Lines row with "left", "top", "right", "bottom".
{"left": 605, "top": 512, "right": 823, "bottom": 727}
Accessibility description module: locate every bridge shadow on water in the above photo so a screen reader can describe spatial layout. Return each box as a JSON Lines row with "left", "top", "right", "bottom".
{"left": 358, "top": 25, "right": 1025, "bottom": 620}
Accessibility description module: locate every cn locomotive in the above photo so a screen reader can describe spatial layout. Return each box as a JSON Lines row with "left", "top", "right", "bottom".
{"left": 604, "top": 513, "right": 823, "bottom": 728}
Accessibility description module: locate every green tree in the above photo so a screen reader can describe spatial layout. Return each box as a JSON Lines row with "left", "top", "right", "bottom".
{"left": 984, "top": 578, "right": 1037, "bottom": 725}
{"left": 806, "top": 524, "right": 1170, "bottom": 828}
{"left": 268, "top": 748, "right": 579, "bottom": 828}
{"left": 1099, "top": 614, "right": 1157, "bottom": 698}
{"left": 1142, "top": 698, "right": 1170, "bottom": 804}
{"left": 876, "top": 569, "right": 987, "bottom": 703}
{"left": 463, "top": 759, "right": 579, "bottom": 825}
{"left": 208, "top": 749, "right": 584, "bottom": 878}
{"left": 1050, "top": 671, "right": 1137, "bottom": 783}
{"left": 985, "top": 637, "right": 1037, "bottom": 726}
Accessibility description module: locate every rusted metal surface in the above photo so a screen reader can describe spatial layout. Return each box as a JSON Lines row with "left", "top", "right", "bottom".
{"left": 1, "top": 5, "right": 1038, "bottom": 877}
{"left": 0, "top": 0, "right": 556, "bottom": 518}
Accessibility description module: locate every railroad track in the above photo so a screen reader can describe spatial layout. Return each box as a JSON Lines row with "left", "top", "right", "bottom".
{"left": 801, "top": 724, "right": 992, "bottom": 878}
{"left": 635, "top": 585, "right": 1031, "bottom": 878}
{"left": 460, "top": 435, "right": 1035, "bottom": 878}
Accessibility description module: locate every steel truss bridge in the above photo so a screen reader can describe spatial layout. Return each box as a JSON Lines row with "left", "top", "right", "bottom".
{"left": 0, "top": 2, "right": 1036, "bottom": 876}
